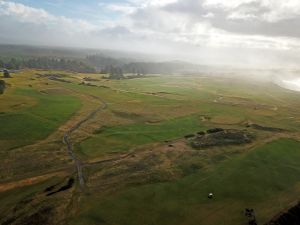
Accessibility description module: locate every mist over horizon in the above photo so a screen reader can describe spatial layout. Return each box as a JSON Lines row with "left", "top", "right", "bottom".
{"left": 1, "top": 0, "right": 300, "bottom": 68}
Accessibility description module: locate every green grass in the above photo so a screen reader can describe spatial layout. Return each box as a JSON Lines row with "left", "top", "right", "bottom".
{"left": 73, "top": 139, "right": 300, "bottom": 225}
{"left": 2, "top": 71, "right": 300, "bottom": 225}
{"left": 0, "top": 88, "right": 81, "bottom": 149}
{"left": 78, "top": 115, "right": 207, "bottom": 157}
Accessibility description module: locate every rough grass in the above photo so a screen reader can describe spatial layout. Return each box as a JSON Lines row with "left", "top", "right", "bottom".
{"left": 1, "top": 70, "right": 300, "bottom": 225}
{"left": 64, "top": 75, "right": 300, "bottom": 131}
{"left": 78, "top": 115, "right": 207, "bottom": 157}
{"left": 73, "top": 139, "right": 300, "bottom": 225}
{"left": 0, "top": 176, "right": 62, "bottom": 221}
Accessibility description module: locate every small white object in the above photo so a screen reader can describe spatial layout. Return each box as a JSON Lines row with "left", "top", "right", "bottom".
{"left": 208, "top": 193, "right": 213, "bottom": 199}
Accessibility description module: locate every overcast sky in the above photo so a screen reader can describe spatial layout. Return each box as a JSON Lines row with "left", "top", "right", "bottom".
{"left": 1, "top": 0, "right": 300, "bottom": 67}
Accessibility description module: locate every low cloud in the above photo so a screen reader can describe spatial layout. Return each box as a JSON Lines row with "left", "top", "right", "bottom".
{"left": 0, "top": 0, "right": 300, "bottom": 67}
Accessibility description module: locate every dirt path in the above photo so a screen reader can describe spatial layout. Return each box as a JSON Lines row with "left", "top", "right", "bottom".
{"left": 0, "top": 171, "right": 68, "bottom": 193}
{"left": 63, "top": 95, "right": 107, "bottom": 188}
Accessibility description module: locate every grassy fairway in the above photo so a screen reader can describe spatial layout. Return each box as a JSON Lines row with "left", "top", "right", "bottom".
{"left": 1, "top": 70, "right": 300, "bottom": 225}
{"left": 78, "top": 115, "right": 207, "bottom": 157}
{"left": 0, "top": 88, "right": 81, "bottom": 150}
{"left": 73, "top": 139, "right": 300, "bottom": 225}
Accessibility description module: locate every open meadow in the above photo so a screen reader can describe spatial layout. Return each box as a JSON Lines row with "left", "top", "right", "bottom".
{"left": 1, "top": 69, "right": 300, "bottom": 225}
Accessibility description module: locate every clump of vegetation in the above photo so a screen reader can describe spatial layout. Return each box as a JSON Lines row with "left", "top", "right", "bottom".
{"left": 246, "top": 123, "right": 286, "bottom": 132}
{"left": 108, "top": 66, "right": 125, "bottom": 80}
{"left": 36, "top": 73, "right": 72, "bottom": 83}
{"left": 190, "top": 129, "right": 253, "bottom": 149}
{"left": 206, "top": 128, "right": 224, "bottom": 134}
{"left": 126, "top": 73, "right": 146, "bottom": 79}
{"left": 3, "top": 69, "right": 11, "bottom": 78}
{"left": 184, "top": 134, "right": 196, "bottom": 139}
{"left": 0, "top": 80, "right": 5, "bottom": 94}
{"left": 83, "top": 77, "right": 99, "bottom": 82}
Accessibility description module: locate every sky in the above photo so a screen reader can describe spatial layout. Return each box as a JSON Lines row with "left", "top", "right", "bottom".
{"left": 1, "top": 0, "right": 300, "bottom": 67}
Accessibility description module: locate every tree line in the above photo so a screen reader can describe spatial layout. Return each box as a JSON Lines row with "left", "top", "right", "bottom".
{"left": 0, "top": 57, "right": 96, "bottom": 73}
{"left": 86, "top": 55, "right": 197, "bottom": 75}
{"left": 0, "top": 54, "right": 199, "bottom": 75}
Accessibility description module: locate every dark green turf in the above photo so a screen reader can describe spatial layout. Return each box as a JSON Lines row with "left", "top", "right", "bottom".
{"left": 78, "top": 115, "right": 207, "bottom": 157}
{"left": 73, "top": 139, "right": 300, "bottom": 225}
{"left": 0, "top": 88, "right": 81, "bottom": 148}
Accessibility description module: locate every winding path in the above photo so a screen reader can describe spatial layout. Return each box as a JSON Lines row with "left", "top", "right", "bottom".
{"left": 63, "top": 95, "right": 107, "bottom": 188}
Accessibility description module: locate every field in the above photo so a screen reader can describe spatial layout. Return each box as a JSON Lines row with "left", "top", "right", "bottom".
{"left": 79, "top": 115, "right": 207, "bottom": 157}
{"left": 73, "top": 139, "right": 300, "bottom": 225}
{"left": 0, "top": 88, "right": 81, "bottom": 150}
{"left": 1, "top": 70, "right": 300, "bottom": 225}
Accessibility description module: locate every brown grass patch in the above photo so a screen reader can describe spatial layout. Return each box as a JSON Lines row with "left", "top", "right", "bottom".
{"left": 0, "top": 171, "right": 67, "bottom": 192}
